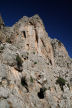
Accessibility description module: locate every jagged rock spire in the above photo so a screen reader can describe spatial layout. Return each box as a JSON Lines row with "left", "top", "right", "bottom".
{"left": 0, "top": 14, "right": 5, "bottom": 29}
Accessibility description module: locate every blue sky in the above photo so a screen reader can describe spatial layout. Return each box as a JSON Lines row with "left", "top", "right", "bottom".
{"left": 0, "top": 0, "right": 72, "bottom": 57}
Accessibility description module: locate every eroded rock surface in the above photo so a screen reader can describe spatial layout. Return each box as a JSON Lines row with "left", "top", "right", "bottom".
{"left": 0, "top": 14, "right": 72, "bottom": 108}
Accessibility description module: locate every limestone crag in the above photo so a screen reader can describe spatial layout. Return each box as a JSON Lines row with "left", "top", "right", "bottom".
{"left": 0, "top": 14, "right": 72, "bottom": 108}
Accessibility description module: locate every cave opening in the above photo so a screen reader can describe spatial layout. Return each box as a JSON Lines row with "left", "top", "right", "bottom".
{"left": 37, "top": 87, "right": 46, "bottom": 99}
{"left": 35, "top": 29, "right": 38, "bottom": 43}
{"left": 22, "top": 31, "right": 26, "bottom": 38}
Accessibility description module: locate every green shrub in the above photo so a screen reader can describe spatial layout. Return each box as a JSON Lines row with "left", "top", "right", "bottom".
{"left": 0, "top": 46, "right": 4, "bottom": 50}
{"left": 34, "top": 62, "right": 37, "bottom": 64}
{"left": 6, "top": 38, "right": 11, "bottom": 43}
{"left": 0, "top": 46, "right": 4, "bottom": 53}
{"left": 16, "top": 54, "right": 23, "bottom": 67}
{"left": 41, "top": 87, "right": 47, "bottom": 93}
{"left": 33, "top": 52, "right": 35, "bottom": 54}
{"left": 30, "top": 76, "right": 34, "bottom": 83}
{"left": 56, "top": 77, "right": 66, "bottom": 91}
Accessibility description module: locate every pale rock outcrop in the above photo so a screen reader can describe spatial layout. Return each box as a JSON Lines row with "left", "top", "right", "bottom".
{"left": 0, "top": 14, "right": 72, "bottom": 108}
{"left": 13, "top": 15, "right": 54, "bottom": 65}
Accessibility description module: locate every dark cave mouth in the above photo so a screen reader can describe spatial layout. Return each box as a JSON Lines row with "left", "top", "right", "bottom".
{"left": 37, "top": 87, "right": 46, "bottom": 99}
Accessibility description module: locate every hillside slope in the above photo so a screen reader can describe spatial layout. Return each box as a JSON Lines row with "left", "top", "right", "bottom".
{"left": 0, "top": 15, "right": 72, "bottom": 108}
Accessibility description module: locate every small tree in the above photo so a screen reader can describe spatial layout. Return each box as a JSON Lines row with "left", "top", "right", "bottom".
{"left": 56, "top": 77, "right": 66, "bottom": 91}
{"left": 34, "top": 62, "right": 37, "bottom": 64}
{"left": 6, "top": 38, "right": 11, "bottom": 43}
{"left": 30, "top": 76, "right": 34, "bottom": 83}
{"left": 16, "top": 54, "right": 23, "bottom": 67}
{"left": 16, "top": 54, "right": 23, "bottom": 72}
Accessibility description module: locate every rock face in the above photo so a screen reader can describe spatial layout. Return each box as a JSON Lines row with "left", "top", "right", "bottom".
{"left": 0, "top": 14, "right": 72, "bottom": 108}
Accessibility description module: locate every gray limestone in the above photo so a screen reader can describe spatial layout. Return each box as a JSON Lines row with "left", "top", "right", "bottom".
{"left": 0, "top": 14, "right": 72, "bottom": 108}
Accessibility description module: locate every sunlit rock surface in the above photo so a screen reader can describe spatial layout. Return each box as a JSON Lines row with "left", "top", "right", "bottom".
{"left": 0, "top": 14, "right": 72, "bottom": 108}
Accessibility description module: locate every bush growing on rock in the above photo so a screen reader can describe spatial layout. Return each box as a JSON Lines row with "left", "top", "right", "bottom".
{"left": 0, "top": 46, "right": 4, "bottom": 53}
{"left": 15, "top": 54, "right": 23, "bottom": 72}
{"left": 56, "top": 77, "right": 66, "bottom": 91}
{"left": 30, "top": 76, "right": 34, "bottom": 83}
{"left": 33, "top": 52, "right": 35, "bottom": 54}
{"left": 16, "top": 54, "right": 23, "bottom": 67}
{"left": 0, "top": 46, "right": 4, "bottom": 50}
{"left": 6, "top": 38, "right": 12, "bottom": 43}
{"left": 34, "top": 62, "right": 37, "bottom": 64}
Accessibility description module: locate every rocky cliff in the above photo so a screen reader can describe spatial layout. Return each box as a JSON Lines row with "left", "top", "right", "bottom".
{"left": 0, "top": 14, "right": 72, "bottom": 108}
